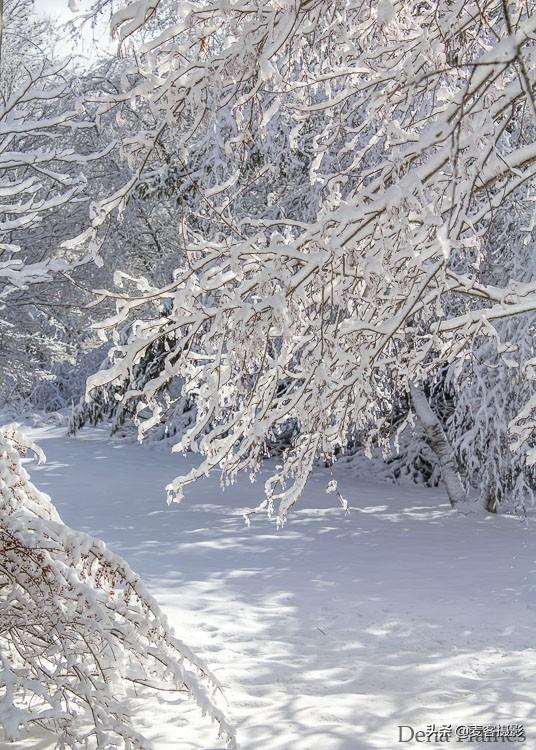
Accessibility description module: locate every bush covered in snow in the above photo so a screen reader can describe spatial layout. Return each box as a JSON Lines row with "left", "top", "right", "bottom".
{"left": 0, "top": 425, "right": 235, "bottom": 749}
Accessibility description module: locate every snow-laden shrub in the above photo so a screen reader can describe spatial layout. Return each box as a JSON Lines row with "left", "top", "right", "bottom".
{"left": 447, "top": 325, "right": 536, "bottom": 514}
{"left": 0, "top": 425, "right": 236, "bottom": 749}
{"left": 26, "top": 345, "right": 110, "bottom": 414}
{"left": 70, "top": 325, "right": 195, "bottom": 439}
{"left": 389, "top": 424, "right": 442, "bottom": 487}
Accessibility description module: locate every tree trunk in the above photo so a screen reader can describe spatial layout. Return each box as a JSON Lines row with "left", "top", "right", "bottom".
{"left": 409, "top": 383, "right": 467, "bottom": 508}
{"left": 484, "top": 479, "right": 498, "bottom": 513}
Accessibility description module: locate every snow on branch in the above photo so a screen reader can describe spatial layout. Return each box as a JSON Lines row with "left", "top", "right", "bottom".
{"left": 0, "top": 425, "right": 236, "bottom": 749}
{"left": 79, "top": 0, "right": 535, "bottom": 516}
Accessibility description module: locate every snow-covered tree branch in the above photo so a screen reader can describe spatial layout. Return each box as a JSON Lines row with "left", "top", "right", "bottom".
{"left": 74, "top": 0, "right": 535, "bottom": 517}
{"left": 0, "top": 0, "right": 117, "bottom": 398}
{"left": 0, "top": 424, "right": 236, "bottom": 748}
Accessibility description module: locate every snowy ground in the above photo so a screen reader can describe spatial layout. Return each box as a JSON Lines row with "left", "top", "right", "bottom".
{"left": 12, "top": 420, "right": 536, "bottom": 749}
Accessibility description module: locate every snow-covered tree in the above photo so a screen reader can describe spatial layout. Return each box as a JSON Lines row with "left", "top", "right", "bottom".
{"left": 446, "top": 206, "right": 536, "bottom": 512}
{"left": 390, "top": 152, "right": 536, "bottom": 511}
{"left": 0, "top": 424, "right": 235, "bottom": 748}
{"left": 0, "top": 9, "right": 237, "bottom": 745}
{"left": 0, "top": 0, "right": 115, "bottom": 401}
{"left": 73, "top": 0, "right": 536, "bottom": 516}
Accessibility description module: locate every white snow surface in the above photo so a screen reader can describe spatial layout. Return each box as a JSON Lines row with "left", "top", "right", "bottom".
{"left": 10, "top": 421, "right": 536, "bottom": 749}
